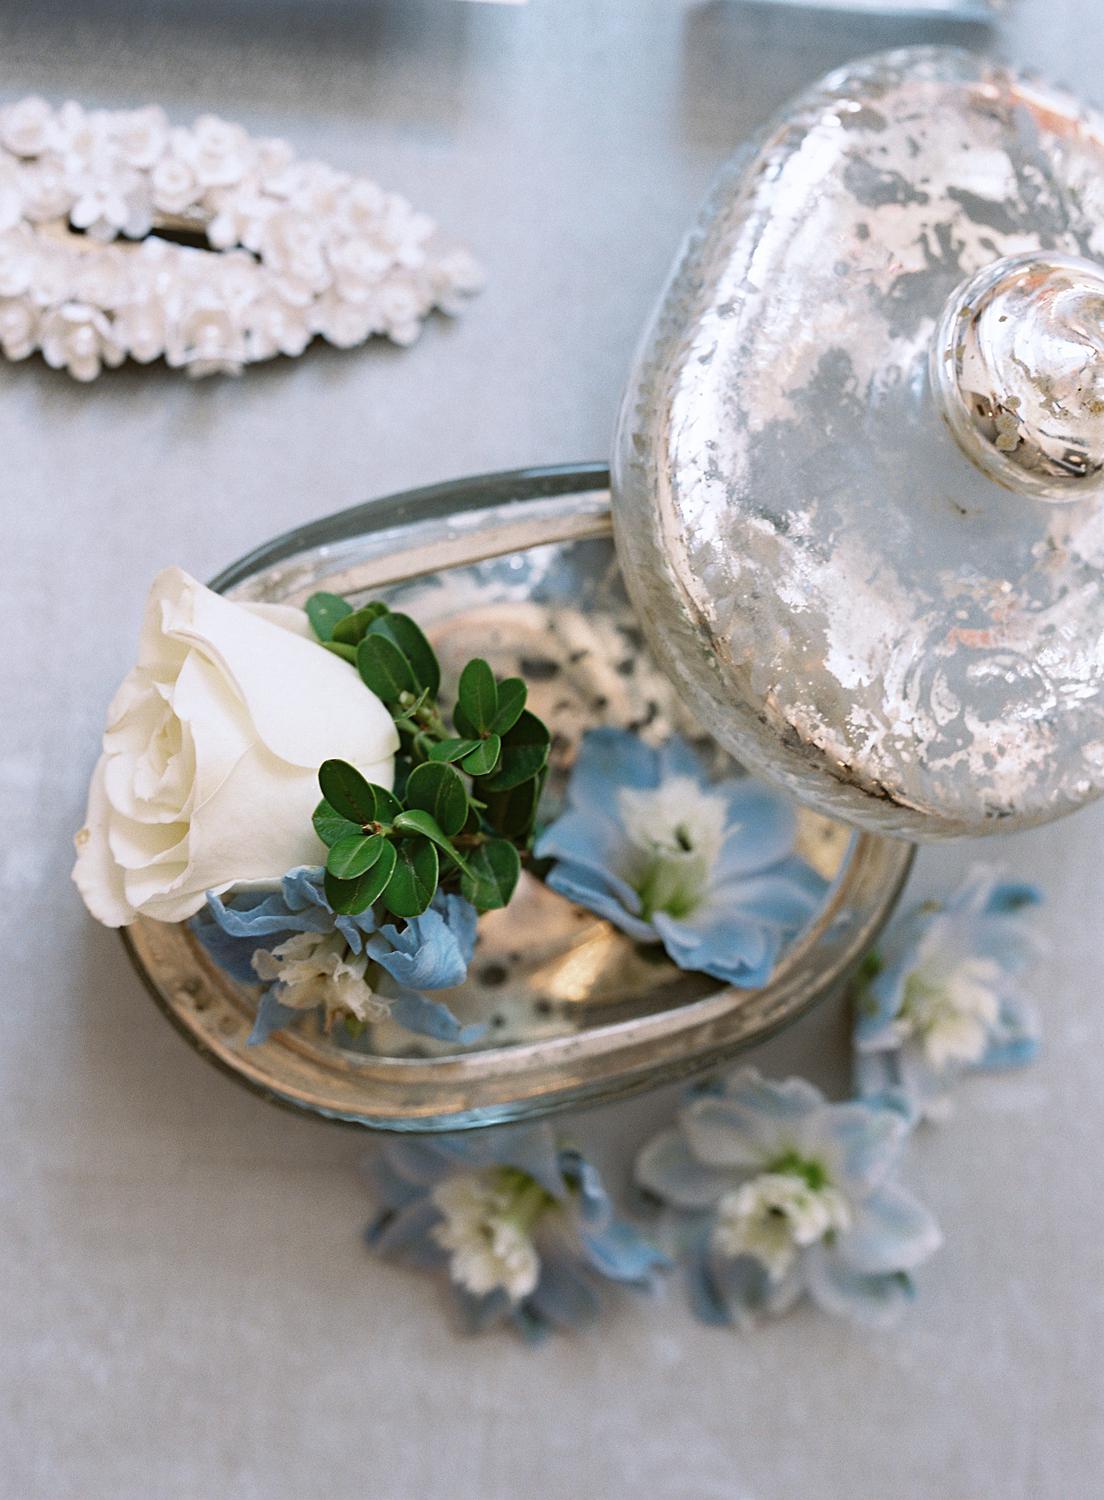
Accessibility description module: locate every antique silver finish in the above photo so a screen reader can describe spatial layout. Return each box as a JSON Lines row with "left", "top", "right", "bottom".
{"left": 932, "top": 252, "right": 1104, "bottom": 502}
{"left": 614, "top": 48, "right": 1104, "bottom": 840}
{"left": 123, "top": 466, "right": 912, "bottom": 1131}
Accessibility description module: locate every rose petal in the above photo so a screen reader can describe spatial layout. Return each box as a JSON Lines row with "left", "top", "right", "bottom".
{"left": 72, "top": 756, "right": 137, "bottom": 927}
{"left": 150, "top": 567, "right": 398, "bottom": 776}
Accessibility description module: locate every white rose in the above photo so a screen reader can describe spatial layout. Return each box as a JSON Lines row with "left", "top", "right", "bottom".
{"left": 73, "top": 567, "right": 399, "bottom": 927}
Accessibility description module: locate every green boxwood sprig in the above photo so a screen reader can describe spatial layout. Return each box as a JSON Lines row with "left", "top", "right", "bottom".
{"left": 306, "top": 591, "right": 551, "bottom": 920}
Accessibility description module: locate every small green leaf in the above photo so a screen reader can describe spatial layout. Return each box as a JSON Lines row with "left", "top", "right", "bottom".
{"left": 318, "top": 760, "right": 380, "bottom": 824}
{"left": 305, "top": 591, "right": 353, "bottom": 642}
{"left": 357, "top": 633, "right": 415, "bottom": 702}
{"left": 312, "top": 798, "right": 362, "bottom": 848}
{"left": 490, "top": 678, "right": 527, "bottom": 736}
{"left": 370, "top": 784, "right": 403, "bottom": 824}
{"left": 382, "top": 837, "right": 439, "bottom": 918}
{"left": 326, "top": 832, "right": 387, "bottom": 880}
{"left": 392, "top": 809, "right": 472, "bottom": 872}
{"left": 404, "top": 761, "right": 469, "bottom": 837}
{"left": 367, "top": 613, "right": 440, "bottom": 697}
{"left": 452, "top": 702, "right": 479, "bottom": 739}
{"left": 482, "top": 774, "right": 542, "bottom": 840}
{"left": 324, "top": 840, "right": 397, "bottom": 914}
{"left": 428, "top": 738, "right": 482, "bottom": 764}
{"left": 322, "top": 640, "right": 357, "bottom": 664}
{"left": 461, "top": 838, "right": 521, "bottom": 912}
{"left": 479, "top": 711, "right": 551, "bottom": 791}
{"left": 331, "top": 601, "right": 390, "bottom": 646}
{"left": 460, "top": 734, "right": 501, "bottom": 777}
{"left": 457, "top": 658, "right": 498, "bottom": 733}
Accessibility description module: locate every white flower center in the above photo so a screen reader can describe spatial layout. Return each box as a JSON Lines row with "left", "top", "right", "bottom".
{"left": 430, "top": 1168, "right": 554, "bottom": 1303}
{"left": 900, "top": 955, "right": 1001, "bottom": 1070}
{"left": 713, "top": 1164, "right": 852, "bottom": 1282}
{"left": 617, "top": 775, "right": 728, "bottom": 920}
{"left": 251, "top": 930, "right": 386, "bottom": 1025}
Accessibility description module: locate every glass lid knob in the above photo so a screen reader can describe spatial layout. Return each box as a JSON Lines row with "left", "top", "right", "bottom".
{"left": 933, "top": 252, "right": 1104, "bottom": 502}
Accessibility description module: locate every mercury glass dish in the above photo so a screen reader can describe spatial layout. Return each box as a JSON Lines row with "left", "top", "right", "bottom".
{"left": 122, "top": 465, "right": 912, "bottom": 1131}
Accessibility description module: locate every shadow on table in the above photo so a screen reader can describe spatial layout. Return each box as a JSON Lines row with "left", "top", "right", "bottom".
{"left": 0, "top": 0, "right": 492, "bottom": 128}
{"left": 677, "top": 0, "right": 994, "bottom": 146}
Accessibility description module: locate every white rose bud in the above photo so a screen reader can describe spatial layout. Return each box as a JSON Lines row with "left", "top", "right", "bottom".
{"left": 73, "top": 567, "right": 399, "bottom": 927}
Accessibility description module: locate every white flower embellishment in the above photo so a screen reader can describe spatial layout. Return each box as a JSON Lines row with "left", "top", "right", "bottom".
{"left": 0, "top": 96, "right": 483, "bottom": 379}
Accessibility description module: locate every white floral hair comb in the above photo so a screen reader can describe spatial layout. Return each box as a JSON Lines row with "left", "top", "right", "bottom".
{"left": 0, "top": 96, "right": 483, "bottom": 379}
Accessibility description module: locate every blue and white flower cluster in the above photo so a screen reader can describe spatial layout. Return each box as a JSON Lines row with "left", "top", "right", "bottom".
{"left": 636, "top": 1069, "right": 942, "bottom": 1331}
{"left": 364, "top": 1125, "right": 667, "bottom": 1342}
{"left": 535, "top": 730, "right": 824, "bottom": 987}
{"left": 193, "top": 865, "right": 484, "bottom": 1046}
{"left": 853, "top": 866, "right": 1044, "bottom": 1123}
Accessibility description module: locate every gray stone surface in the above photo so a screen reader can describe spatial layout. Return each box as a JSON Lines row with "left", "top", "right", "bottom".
{"left": 2, "top": 3, "right": 1101, "bottom": 1497}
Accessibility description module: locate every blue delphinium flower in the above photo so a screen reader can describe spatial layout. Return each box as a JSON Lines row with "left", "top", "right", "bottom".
{"left": 365, "top": 1124, "right": 667, "bottom": 1342}
{"left": 635, "top": 1068, "right": 941, "bottom": 1330}
{"left": 191, "top": 866, "right": 483, "bottom": 1046}
{"left": 853, "top": 865, "right": 1044, "bottom": 1124}
{"left": 534, "top": 729, "right": 824, "bottom": 987}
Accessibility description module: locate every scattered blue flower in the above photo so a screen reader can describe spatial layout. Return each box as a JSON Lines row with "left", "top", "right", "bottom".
{"left": 534, "top": 729, "right": 824, "bottom": 987}
{"left": 365, "top": 1124, "right": 667, "bottom": 1342}
{"left": 191, "top": 866, "right": 482, "bottom": 1047}
{"left": 635, "top": 1068, "right": 941, "bottom": 1330}
{"left": 854, "top": 865, "right": 1044, "bottom": 1124}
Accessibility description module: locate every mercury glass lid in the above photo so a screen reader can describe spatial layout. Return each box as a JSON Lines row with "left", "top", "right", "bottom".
{"left": 612, "top": 46, "right": 1104, "bottom": 840}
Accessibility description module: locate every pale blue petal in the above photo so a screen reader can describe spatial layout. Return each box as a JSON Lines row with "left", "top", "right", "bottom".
{"left": 713, "top": 784, "right": 799, "bottom": 879}
{"left": 684, "top": 1239, "right": 734, "bottom": 1327}
{"left": 815, "top": 1102, "right": 908, "bottom": 1196}
{"left": 579, "top": 1220, "right": 668, "bottom": 1283}
{"left": 853, "top": 1052, "right": 920, "bottom": 1127}
{"left": 527, "top": 1252, "right": 600, "bottom": 1329}
{"left": 710, "top": 1251, "right": 805, "bottom": 1330}
{"left": 365, "top": 1200, "right": 444, "bottom": 1265}
{"left": 840, "top": 1185, "right": 942, "bottom": 1274}
{"left": 853, "top": 977, "right": 908, "bottom": 1046}
{"left": 496, "top": 1126, "right": 566, "bottom": 1199}
{"left": 564, "top": 727, "right": 659, "bottom": 811}
{"left": 710, "top": 861, "right": 826, "bottom": 930}
{"left": 681, "top": 1071, "right": 824, "bottom": 1167}
{"left": 510, "top": 1301, "right": 554, "bottom": 1344}
{"left": 558, "top": 1149, "right": 610, "bottom": 1228}
{"left": 389, "top": 989, "right": 486, "bottom": 1045}
{"left": 656, "top": 736, "right": 709, "bottom": 784}
{"left": 533, "top": 808, "right": 636, "bottom": 890}
{"left": 983, "top": 880, "right": 1042, "bottom": 915}
{"left": 429, "top": 1124, "right": 565, "bottom": 1200}
{"left": 975, "top": 993, "right": 1041, "bottom": 1071}
{"left": 379, "top": 1139, "right": 457, "bottom": 1189}
{"left": 455, "top": 1286, "right": 512, "bottom": 1334}
{"left": 635, "top": 1127, "right": 741, "bottom": 1208}
{"left": 434, "top": 891, "right": 478, "bottom": 965}
{"left": 191, "top": 908, "right": 272, "bottom": 983}
{"left": 805, "top": 1244, "right": 915, "bottom": 1329}
{"left": 544, "top": 862, "right": 656, "bottom": 943}
{"left": 652, "top": 909, "right": 773, "bottom": 987}
{"left": 369, "top": 897, "right": 478, "bottom": 991}
{"left": 247, "top": 990, "right": 303, "bottom": 1045}
{"left": 361, "top": 1149, "right": 424, "bottom": 1211}
{"left": 205, "top": 885, "right": 329, "bottom": 939}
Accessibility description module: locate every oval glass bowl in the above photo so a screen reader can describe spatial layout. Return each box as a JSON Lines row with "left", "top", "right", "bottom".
{"left": 122, "top": 464, "right": 913, "bottom": 1131}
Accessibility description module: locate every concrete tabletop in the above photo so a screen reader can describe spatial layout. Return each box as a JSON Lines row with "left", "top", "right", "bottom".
{"left": 3, "top": 3, "right": 1101, "bottom": 1497}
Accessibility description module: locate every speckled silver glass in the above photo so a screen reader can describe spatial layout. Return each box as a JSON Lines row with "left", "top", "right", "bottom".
{"left": 614, "top": 47, "right": 1104, "bottom": 840}
{"left": 123, "top": 466, "right": 912, "bottom": 1131}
